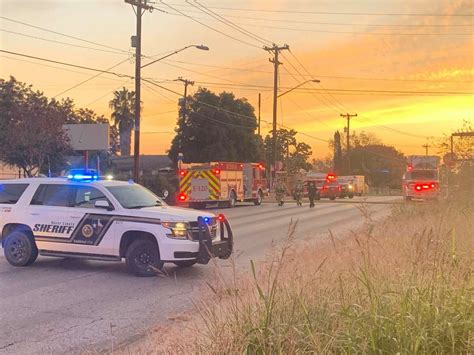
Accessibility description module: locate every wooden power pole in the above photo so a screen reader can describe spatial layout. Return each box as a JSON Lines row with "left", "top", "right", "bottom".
{"left": 340, "top": 113, "right": 357, "bottom": 174}
{"left": 125, "top": 0, "right": 153, "bottom": 182}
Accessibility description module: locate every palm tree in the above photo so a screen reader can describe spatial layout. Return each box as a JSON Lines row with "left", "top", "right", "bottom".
{"left": 109, "top": 88, "right": 135, "bottom": 156}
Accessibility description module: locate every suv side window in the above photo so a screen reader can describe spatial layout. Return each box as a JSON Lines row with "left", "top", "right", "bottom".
{"left": 0, "top": 183, "right": 29, "bottom": 204}
{"left": 31, "top": 184, "right": 74, "bottom": 207}
{"left": 73, "top": 186, "right": 109, "bottom": 209}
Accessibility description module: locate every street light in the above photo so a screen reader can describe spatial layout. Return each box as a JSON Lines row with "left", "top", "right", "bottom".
{"left": 277, "top": 79, "right": 320, "bottom": 98}
{"left": 141, "top": 44, "right": 209, "bottom": 69}
{"left": 132, "top": 44, "right": 209, "bottom": 182}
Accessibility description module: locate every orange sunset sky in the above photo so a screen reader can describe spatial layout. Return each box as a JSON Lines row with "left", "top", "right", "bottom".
{"left": 1, "top": 0, "right": 472, "bottom": 159}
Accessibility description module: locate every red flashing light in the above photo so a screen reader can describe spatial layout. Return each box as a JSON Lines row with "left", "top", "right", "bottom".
{"left": 213, "top": 169, "right": 221, "bottom": 175}
{"left": 257, "top": 163, "right": 264, "bottom": 169}
{"left": 239, "top": 164, "right": 244, "bottom": 168}
{"left": 217, "top": 214, "right": 225, "bottom": 222}
{"left": 415, "top": 185, "right": 422, "bottom": 191}
{"left": 431, "top": 183, "right": 436, "bottom": 188}
{"left": 326, "top": 173, "right": 336, "bottom": 181}
{"left": 407, "top": 164, "right": 414, "bottom": 172}
{"left": 179, "top": 170, "right": 186, "bottom": 177}
{"left": 178, "top": 193, "right": 188, "bottom": 201}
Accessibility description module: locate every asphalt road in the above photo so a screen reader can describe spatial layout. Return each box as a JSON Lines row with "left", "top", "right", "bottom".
{"left": 0, "top": 196, "right": 400, "bottom": 354}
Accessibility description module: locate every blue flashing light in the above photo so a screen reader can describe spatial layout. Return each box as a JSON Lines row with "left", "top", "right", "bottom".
{"left": 203, "top": 217, "right": 211, "bottom": 224}
{"left": 67, "top": 171, "right": 99, "bottom": 182}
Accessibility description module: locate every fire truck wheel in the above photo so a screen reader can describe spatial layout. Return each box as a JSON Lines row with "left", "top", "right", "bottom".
{"left": 254, "top": 190, "right": 263, "bottom": 205}
{"left": 228, "top": 191, "right": 237, "bottom": 208}
{"left": 173, "top": 260, "right": 197, "bottom": 267}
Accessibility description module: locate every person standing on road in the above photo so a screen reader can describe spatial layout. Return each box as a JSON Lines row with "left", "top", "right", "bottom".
{"left": 275, "top": 179, "right": 286, "bottom": 206}
{"left": 308, "top": 181, "right": 317, "bottom": 208}
{"left": 293, "top": 181, "right": 304, "bottom": 206}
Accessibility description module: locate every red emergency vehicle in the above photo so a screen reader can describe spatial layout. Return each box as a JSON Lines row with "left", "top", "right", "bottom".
{"left": 177, "top": 162, "right": 268, "bottom": 208}
{"left": 402, "top": 155, "right": 440, "bottom": 201}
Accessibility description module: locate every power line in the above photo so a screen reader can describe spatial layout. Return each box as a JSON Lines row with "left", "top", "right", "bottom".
{"left": 0, "top": 29, "right": 131, "bottom": 55}
{"left": 220, "top": 22, "right": 474, "bottom": 36}
{"left": 160, "top": 3, "right": 473, "bottom": 17}
{"left": 53, "top": 58, "right": 131, "bottom": 98}
{"left": 0, "top": 49, "right": 133, "bottom": 79}
{"left": 158, "top": 0, "right": 263, "bottom": 48}
{"left": 83, "top": 81, "right": 132, "bottom": 107}
{"left": 0, "top": 54, "right": 127, "bottom": 83}
{"left": 162, "top": 59, "right": 474, "bottom": 83}
{"left": 0, "top": 16, "right": 131, "bottom": 55}
{"left": 165, "top": 9, "right": 474, "bottom": 28}
{"left": 153, "top": 7, "right": 473, "bottom": 35}
{"left": 190, "top": 0, "right": 272, "bottom": 46}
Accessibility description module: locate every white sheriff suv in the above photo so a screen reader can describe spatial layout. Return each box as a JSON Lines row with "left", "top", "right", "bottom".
{"left": 0, "top": 174, "right": 233, "bottom": 276}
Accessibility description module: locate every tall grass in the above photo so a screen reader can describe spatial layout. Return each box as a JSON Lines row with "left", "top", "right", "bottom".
{"left": 176, "top": 198, "right": 474, "bottom": 354}
{"left": 130, "top": 195, "right": 473, "bottom": 354}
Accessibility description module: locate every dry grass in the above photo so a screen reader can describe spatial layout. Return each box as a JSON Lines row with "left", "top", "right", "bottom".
{"left": 126, "top": 195, "right": 474, "bottom": 354}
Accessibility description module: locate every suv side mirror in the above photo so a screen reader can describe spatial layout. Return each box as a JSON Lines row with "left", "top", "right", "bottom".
{"left": 162, "top": 189, "right": 169, "bottom": 199}
{"left": 95, "top": 200, "right": 113, "bottom": 210}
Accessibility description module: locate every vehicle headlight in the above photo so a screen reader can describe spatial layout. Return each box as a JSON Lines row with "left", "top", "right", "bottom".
{"left": 162, "top": 221, "right": 191, "bottom": 239}
{"left": 348, "top": 185, "right": 353, "bottom": 190}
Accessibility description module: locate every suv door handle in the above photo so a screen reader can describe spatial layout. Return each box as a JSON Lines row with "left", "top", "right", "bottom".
{"left": 71, "top": 215, "right": 83, "bottom": 220}
{"left": 30, "top": 213, "right": 40, "bottom": 216}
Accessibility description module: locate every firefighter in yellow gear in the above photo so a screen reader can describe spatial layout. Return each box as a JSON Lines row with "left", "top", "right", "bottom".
{"left": 293, "top": 181, "right": 304, "bottom": 206}
{"left": 274, "top": 180, "right": 286, "bottom": 206}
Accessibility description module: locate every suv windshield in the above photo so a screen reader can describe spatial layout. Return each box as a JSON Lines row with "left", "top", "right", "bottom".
{"left": 106, "top": 184, "right": 165, "bottom": 209}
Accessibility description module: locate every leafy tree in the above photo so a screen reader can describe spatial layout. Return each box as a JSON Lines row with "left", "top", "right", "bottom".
{"left": 0, "top": 77, "right": 71, "bottom": 176}
{"left": 264, "top": 128, "right": 312, "bottom": 173}
{"left": 169, "top": 88, "right": 263, "bottom": 163}
{"left": 109, "top": 87, "right": 136, "bottom": 156}
{"left": 436, "top": 119, "right": 473, "bottom": 162}
{"left": 349, "top": 144, "right": 405, "bottom": 188}
{"left": 0, "top": 77, "right": 119, "bottom": 176}
{"left": 333, "top": 131, "right": 343, "bottom": 174}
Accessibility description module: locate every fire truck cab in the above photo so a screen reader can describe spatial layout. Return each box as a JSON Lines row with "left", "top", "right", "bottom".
{"left": 178, "top": 162, "right": 268, "bottom": 208}
{"left": 402, "top": 155, "right": 441, "bottom": 201}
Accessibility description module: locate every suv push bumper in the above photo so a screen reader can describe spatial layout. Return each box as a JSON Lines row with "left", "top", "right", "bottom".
{"left": 195, "top": 217, "right": 233, "bottom": 264}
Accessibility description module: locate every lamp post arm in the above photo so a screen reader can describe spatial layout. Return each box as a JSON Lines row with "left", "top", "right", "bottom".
{"left": 277, "top": 79, "right": 319, "bottom": 98}
{"left": 141, "top": 45, "right": 193, "bottom": 69}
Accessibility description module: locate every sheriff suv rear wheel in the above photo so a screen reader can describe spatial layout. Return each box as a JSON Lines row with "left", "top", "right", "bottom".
{"left": 125, "top": 239, "right": 164, "bottom": 277}
{"left": 4, "top": 231, "right": 38, "bottom": 267}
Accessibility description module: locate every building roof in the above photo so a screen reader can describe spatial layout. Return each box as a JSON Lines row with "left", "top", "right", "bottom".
{"left": 111, "top": 155, "right": 172, "bottom": 171}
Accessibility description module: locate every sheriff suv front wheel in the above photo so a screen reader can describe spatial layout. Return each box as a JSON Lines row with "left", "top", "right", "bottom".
{"left": 125, "top": 239, "right": 164, "bottom": 277}
{"left": 4, "top": 231, "right": 38, "bottom": 267}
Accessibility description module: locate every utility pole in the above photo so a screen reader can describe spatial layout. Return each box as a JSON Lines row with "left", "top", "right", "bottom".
{"left": 176, "top": 77, "right": 194, "bottom": 126}
{"left": 422, "top": 143, "right": 430, "bottom": 155}
{"left": 176, "top": 77, "right": 194, "bottom": 103}
{"left": 264, "top": 44, "right": 289, "bottom": 185}
{"left": 258, "top": 92, "right": 261, "bottom": 136}
{"left": 340, "top": 113, "right": 357, "bottom": 174}
{"left": 125, "top": 0, "right": 153, "bottom": 182}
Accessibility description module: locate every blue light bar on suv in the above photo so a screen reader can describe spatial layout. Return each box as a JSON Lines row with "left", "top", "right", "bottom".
{"left": 66, "top": 169, "right": 99, "bottom": 182}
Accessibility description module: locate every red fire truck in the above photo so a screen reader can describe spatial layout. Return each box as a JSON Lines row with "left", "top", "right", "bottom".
{"left": 402, "top": 155, "right": 441, "bottom": 201}
{"left": 177, "top": 162, "right": 268, "bottom": 208}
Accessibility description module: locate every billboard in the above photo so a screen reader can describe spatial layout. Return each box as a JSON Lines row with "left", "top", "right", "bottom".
{"left": 63, "top": 124, "right": 109, "bottom": 151}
